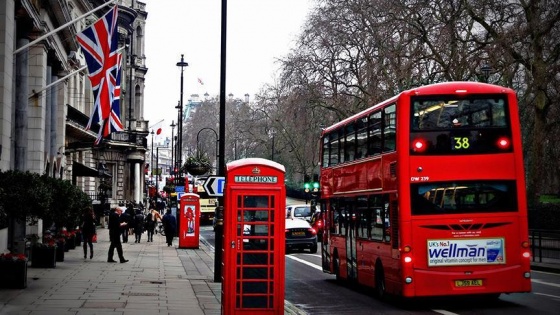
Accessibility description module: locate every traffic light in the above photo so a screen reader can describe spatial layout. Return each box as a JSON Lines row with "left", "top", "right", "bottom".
{"left": 312, "top": 182, "right": 319, "bottom": 192}
{"left": 304, "top": 182, "right": 311, "bottom": 192}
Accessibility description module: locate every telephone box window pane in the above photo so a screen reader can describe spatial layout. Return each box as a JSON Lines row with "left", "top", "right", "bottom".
{"left": 271, "top": 196, "right": 275, "bottom": 207}
{"left": 269, "top": 281, "right": 274, "bottom": 293}
{"left": 244, "top": 196, "right": 269, "bottom": 208}
{"left": 243, "top": 239, "right": 269, "bottom": 251}
{"left": 242, "top": 281, "right": 268, "bottom": 294}
{"left": 243, "top": 267, "right": 268, "bottom": 279}
{"left": 243, "top": 253, "right": 268, "bottom": 265}
{"left": 243, "top": 210, "right": 269, "bottom": 222}
{"left": 269, "top": 253, "right": 274, "bottom": 265}
{"left": 269, "top": 266, "right": 274, "bottom": 278}
{"left": 236, "top": 296, "right": 240, "bottom": 308}
{"left": 242, "top": 224, "right": 269, "bottom": 236}
{"left": 242, "top": 296, "right": 267, "bottom": 309}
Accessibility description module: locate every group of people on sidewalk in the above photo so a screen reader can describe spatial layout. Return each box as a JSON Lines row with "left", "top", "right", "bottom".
{"left": 78, "top": 202, "right": 177, "bottom": 264}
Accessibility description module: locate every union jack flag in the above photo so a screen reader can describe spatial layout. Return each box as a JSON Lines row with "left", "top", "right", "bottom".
{"left": 76, "top": 5, "right": 123, "bottom": 145}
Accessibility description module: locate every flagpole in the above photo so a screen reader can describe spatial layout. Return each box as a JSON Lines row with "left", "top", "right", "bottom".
{"left": 14, "top": 0, "right": 118, "bottom": 55}
{"left": 28, "top": 65, "right": 87, "bottom": 98}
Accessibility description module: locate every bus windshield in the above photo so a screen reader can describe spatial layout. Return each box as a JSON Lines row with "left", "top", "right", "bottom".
{"left": 410, "top": 96, "right": 512, "bottom": 155}
{"left": 411, "top": 180, "right": 518, "bottom": 215}
{"left": 412, "top": 96, "right": 507, "bottom": 130}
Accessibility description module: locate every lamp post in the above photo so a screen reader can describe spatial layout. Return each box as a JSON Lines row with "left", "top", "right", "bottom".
{"left": 150, "top": 130, "right": 154, "bottom": 183}
{"left": 216, "top": 0, "right": 228, "bottom": 283}
{"left": 176, "top": 55, "right": 189, "bottom": 180}
{"left": 480, "top": 63, "right": 492, "bottom": 83}
{"left": 170, "top": 120, "right": 176, "bottom": 175}
{"left": 174, "top": 101, "right": 181, "bottom": 177}
{"left": 176, "top": 55, "right": 189, "bottom": 239}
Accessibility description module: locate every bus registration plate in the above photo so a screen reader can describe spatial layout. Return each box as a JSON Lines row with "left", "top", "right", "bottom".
{"left": 455, "top": 279, "right": 483, "bottom": 287}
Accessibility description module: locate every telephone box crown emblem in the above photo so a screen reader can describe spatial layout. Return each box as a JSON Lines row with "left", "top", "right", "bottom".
{"left": 252, "top": 167, "right": 261, "bottom": 174}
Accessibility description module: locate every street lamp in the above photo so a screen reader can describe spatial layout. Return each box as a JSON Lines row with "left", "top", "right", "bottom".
{"left": 480, "top": 63, "right": 492, "bottom": 83}
{"left": 176, "top": 55, "right": 189, "bottom": 180}
{"left": 170, "top": 120, "right": 176, "bottom": 175}
{"left": 150, "top": 130, "right": 154, "bottom": 183}
{"left": 175, "top": 101, "right": 181, "bottom": 177}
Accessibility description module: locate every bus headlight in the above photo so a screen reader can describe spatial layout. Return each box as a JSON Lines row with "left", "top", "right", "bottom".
{"left": 405, "top": 277, "right": 413, "bottom": 284}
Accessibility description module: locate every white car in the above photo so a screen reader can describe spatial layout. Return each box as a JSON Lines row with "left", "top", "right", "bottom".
{"left": 286, "top": 204, "right": 318, "bottom": 222}
{"left": 285, "top": 218, "right": 318, "bottom": 253}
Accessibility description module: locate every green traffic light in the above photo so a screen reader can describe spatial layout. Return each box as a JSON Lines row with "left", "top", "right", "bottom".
{"left": 304, "top": 183, "right": 311, "bottom": 189}
{"left": 313, "top": 182, "right": 319, "bottom": 189}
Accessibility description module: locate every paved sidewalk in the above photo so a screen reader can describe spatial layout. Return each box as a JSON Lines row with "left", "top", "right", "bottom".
{"left": 1, "top": 227, "right": 555, "bottom": 315}
{"left": 0, "top": 229, "right": 221, "bottom": 315}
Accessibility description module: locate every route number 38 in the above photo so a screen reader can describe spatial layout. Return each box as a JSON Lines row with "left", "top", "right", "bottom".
{"left": 453, "top": 137, "right": 470, "bottom": 150}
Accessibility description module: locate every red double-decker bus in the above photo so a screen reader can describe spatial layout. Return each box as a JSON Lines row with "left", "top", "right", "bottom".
{"left": 319, "top": 81, "right": 531, "bottom": 298}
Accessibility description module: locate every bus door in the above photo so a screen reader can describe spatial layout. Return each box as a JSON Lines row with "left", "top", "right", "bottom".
{"left": 345, "top": 199, "right": 357, "bottom": 281}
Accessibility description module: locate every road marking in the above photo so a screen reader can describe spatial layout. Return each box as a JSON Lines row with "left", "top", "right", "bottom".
{"left": 432, "top": 310, "right": 459, "bottom": 315}
{"left": 533, "top": 292, "right": 560, "bottom": 299}
{"left": 300, "top": 253, "right": 321, "bottom": 258}
{"left": 532, "top": 279, "right": 560, "bottom": 288}
{"left": 286, "top": 255, "right": 322, "bottom": 271}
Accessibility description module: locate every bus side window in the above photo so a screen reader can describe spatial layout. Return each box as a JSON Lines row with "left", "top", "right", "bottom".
{"left": 368, "top": 111, "right": 382, "bottom": 156}
{"left": 322, "top": 136, "right": 330, "bottom": 167}
{"left": 356, "top": 117, "right": 368, "bottom": 159}
{"left": 344, "top": 123, "right": 356, "bottom": 162}
{"left": 383, "top": 104, "right": 396, "bottom": 152}
{"left": 370, "top": 207, "right": 384, "bottom": 241}
{"left": 383, "top": 201, "right": 391, "bottom": 243}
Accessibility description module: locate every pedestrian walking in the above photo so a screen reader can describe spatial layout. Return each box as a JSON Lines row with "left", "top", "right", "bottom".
{"left": 80, "top": 206, "right": 96, "bottom": 259}
{"left": 161, "top": 208, "right": 176, "bottom": 247}
{"left": 145, "top": 206, "right": 161, "bottom": 242}
{"left": 107, "top": 207, "right": 129, "bottom": 263}
{"left": 134, "top": 209, "right": 145, "bottom": 243}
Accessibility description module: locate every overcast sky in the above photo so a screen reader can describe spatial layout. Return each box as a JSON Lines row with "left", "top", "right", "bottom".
{"left": 142, "top": 0, "right": 313, "bottom": 136}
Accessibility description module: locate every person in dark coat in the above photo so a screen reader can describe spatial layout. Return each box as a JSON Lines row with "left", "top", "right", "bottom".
{"left": 145, "top": 211, "right": 155, "bottom": 242}
{"left": 133, "top": 209, "right": 145, "bottom": 243}
{"left": 107, "top": 207, "right": 128, "bottom": 263}
{"left": 81, "top": 207, "right": 96, "bottom": 259}
{"left": 161, "top": 209, "right": 176, "bottom": 247}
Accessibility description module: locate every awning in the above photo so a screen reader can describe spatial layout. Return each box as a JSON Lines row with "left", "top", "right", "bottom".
{"left": 72, "top": 161, "right": 112, "bottom": 185}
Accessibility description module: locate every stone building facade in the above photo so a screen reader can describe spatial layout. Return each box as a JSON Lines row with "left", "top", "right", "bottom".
{"left": 0, "top": 0, "right": 149, "bottom": 252}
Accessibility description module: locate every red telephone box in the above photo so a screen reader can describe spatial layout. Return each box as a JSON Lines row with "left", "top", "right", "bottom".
{"left": 222, "top": 158, "right": 286, "bottom": 315}
{"left": 179, "top": 193, "right": 200, "bottom": 249}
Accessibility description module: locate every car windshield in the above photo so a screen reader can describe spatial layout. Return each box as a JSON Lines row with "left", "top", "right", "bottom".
{"left": 293, "top": 206, "right": 311, "bottom": 218}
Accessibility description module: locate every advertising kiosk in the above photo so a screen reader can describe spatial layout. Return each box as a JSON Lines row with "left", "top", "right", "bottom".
{"left": 179, "top": 193, "right": 200, "bottom": 249}
{"left": 222, "top": 158, "right": 286, "bottom": 315}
